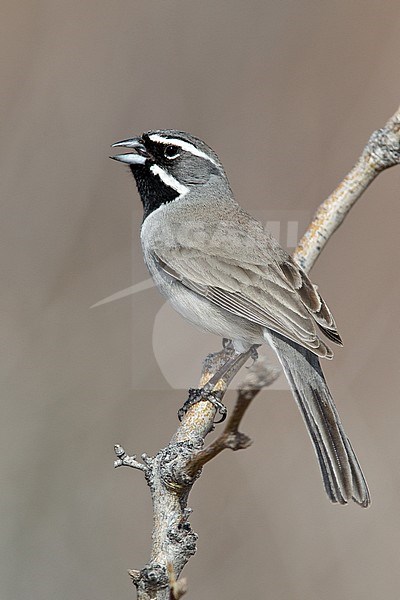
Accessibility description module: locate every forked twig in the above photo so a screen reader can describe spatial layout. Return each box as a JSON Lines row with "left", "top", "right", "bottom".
{"left": 186, "top": 358, "right": 280, "bottom": 477}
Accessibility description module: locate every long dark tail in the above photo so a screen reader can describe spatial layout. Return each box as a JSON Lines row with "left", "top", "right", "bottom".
{"left": 266, "top": 330, "right": 370, "bottom": 507}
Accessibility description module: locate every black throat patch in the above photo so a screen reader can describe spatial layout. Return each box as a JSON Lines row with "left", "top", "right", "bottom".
{"left": 130, "top": 165, "right": 179, "bottom": 221}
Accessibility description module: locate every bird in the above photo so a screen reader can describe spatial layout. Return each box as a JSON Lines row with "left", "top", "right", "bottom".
{"left": 111, "top": 129, "right": 370, "bottom": 508}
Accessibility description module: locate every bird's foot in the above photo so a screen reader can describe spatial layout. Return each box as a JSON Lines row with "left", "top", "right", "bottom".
{"left": 247, "top": 344, "right": 260, "bottom": 367}
{"left": 178, "top": 388, "right": 227, "bottom": 424}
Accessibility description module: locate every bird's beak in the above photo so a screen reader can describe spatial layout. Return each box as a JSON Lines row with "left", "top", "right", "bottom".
{"left": 110, "top": 137, "right": 151, "bottom": 165}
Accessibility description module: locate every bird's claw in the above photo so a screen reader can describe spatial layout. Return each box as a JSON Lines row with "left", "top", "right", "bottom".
{"left": 178, "top": 388, "right": 227, "bottom": 424}
{"left": 245, "top": 344, "right": 260, "bottom": 368}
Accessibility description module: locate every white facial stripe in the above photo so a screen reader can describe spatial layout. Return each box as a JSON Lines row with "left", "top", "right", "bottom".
{"left": 148, "top": 134, "right": 218, "bottom": 166}
{"left": 150, "top": 164, "right": 189, "bottom": 197}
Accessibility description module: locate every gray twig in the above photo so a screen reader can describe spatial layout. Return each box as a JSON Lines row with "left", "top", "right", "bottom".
{"left": 186, "top": 358, "right": 280, "bottom": 477}
{"left": 114, "top": 444, "right": 147, "bottom": 471}
{"left": 294, "top": 105, "right": 400, "bottom": 273}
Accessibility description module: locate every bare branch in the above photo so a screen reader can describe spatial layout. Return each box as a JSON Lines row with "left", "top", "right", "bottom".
{"left": 171, "top": 342, "right": 254, "bottom": 444}
{"left": 294, "top": 104, "right": 400, "bottom": 273}
{"left": 186, "top": 358, "right": 280, "bottom": 476}
{"left": 114, "top": 444, "right": 147, "bottom": 472}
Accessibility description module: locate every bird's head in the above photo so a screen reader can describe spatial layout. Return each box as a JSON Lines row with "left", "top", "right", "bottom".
{"left": 111, "top": 130, "right": 229, "bottom": 219}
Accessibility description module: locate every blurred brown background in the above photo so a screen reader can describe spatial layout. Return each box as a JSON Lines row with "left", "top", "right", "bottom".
{"left": 2, "top": 2, "right": 400, "bottom": 599}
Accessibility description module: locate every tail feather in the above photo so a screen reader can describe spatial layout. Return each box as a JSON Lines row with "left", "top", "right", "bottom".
{"left": 265, "top": 329, "right": 370, "bottom": 507}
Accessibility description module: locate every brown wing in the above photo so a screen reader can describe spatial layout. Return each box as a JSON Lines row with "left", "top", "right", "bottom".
{"left": 154, "top": 245, "right": 342, "bottom": 359}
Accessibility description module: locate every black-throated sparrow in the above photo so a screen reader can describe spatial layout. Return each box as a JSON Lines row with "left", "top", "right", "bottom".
{"left": 111, "top": 130, "right": 370, "bottom": 507}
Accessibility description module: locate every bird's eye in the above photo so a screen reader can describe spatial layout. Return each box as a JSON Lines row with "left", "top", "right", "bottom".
{"left": 164, "top": 145, "right": 181, "bottom": 159}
